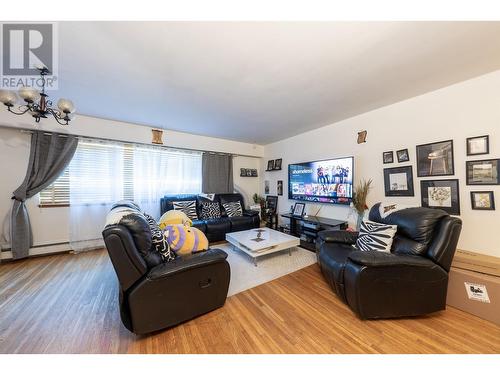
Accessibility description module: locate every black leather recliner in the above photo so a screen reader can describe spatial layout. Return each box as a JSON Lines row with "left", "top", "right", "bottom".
{"left": 102, "top": 202, "right": 230, "bottom": 334}
{"left": 160, "top": 193, "right": 260, "bottom": 242}
{"left": 316, "top": 203, "right": 462, "bottom": 319}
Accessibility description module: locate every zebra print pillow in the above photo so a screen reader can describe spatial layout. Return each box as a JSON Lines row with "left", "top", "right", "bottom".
{"left": 356, "top": 220, "right": 397, "bottom": 253}
{"left": 200, "top": 202, "right": 221, "bottom": 219}
{"left": 172, "top": 200, "right": 198, "bottom": 220}
{"left": 222, "top": 201, "right": 243, "bottom": 217}
{"left": 144, "top": 213, "right": 176, "bottom": 262}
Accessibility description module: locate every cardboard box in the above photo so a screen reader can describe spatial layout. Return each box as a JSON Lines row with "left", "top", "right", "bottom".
{"left": 447, "top": 267, "right": 500, "bottom": 326}
{"left": 452, "top": 249, "right": 500, "bottom": 277}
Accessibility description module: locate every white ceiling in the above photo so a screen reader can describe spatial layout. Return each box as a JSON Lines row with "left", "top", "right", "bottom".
{"left": 58, "top": 22, "right": 500, "bottom": 144}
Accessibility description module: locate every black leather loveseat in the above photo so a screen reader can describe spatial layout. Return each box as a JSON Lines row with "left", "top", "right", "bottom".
{"left": 160, "top": 193, "right": 260, "bottom": 242}
{"left": 102, "top": 201, "right": 231, "bottom": 334}
{"left": 316, "top": 203, "right": 462, "bottom": 319}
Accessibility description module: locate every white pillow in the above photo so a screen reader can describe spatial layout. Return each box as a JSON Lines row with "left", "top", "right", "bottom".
{"left": 356, "top": 220, "right": 397, "bottom": 253}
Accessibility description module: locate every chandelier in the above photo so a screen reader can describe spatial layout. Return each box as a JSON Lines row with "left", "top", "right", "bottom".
{"left": 0, "top": 66, "right": 75, "bottom": 125}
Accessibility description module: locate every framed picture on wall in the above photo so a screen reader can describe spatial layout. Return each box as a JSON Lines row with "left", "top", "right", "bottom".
{"left": 383, "top": 151, "right": 394, "bottom": 164}
{"left": 396, "top": 148, "right": 410, "bottom": 163}
{"left": 267, "top": 160, "right": 275, "bottom": 171}
{"left": 274, "top": 158, "right": 282, "bottom": 170}
{"left": 277, "top": 180, "right": 283, "bottom": 196}
{"left": 246, "top": 169, "right": 253, "bottom": 177}
{"left": 466, "top": 159, "right": 500, "bottom": 185}
{"left": 251, "top": 169, "right": 258, "bottom": 177}
{"left": 470, "top": 191, "right": 495, "bottom": 210}
{"left": 416, "top": 140, "right": 454, "bottom": 177}
{"left": 466, "top": 135, "right": 489, "bottom": 156}
{"left": 383, "top": 166, "right": 414, "bottom": 196}
{"left": 420, "top": 179, "right": 460, "bottom": 215}
{"left": 240, "top": 168, "right": 247, "bottom": 177}
{"left": 264, "top": 180, "right": 270, "bottom": 194}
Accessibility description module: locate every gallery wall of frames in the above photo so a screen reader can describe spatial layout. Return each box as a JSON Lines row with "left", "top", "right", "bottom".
{"left": 383, "top": 135, "right": 496, "bottom": 214}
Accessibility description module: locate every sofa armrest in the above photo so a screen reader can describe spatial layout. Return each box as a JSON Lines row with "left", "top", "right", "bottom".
{"left": 348, "top": 251, "right": 435, "bottom": 268}
{"left": 147, "top": 248, "right": 228, "bottom": 280}
{"left": 243, "top": 209, "right": 260, "bottom": 217}
{"left": 318, "top": 230, "right": 358, "bottom": 244}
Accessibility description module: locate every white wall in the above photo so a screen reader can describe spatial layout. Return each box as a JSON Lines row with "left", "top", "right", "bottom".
{"left": 264, "top": 70, "right": 500, "bottom": 257}
{"left": 233, "top": 156, "right": 263, "bottom": 207}
{"left": 0, "top": 113, "right": 263, "bottom": 258}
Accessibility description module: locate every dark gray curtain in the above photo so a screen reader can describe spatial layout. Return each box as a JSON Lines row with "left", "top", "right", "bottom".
{"left": 202, "top": 153, "right": 234, "bottom": 193}
{"left": 10, "top": 131, "right": 78, "bottom": 260}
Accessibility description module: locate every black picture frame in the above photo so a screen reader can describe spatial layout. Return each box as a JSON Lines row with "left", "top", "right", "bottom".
{"left": 382, "top": 151, "right": 394, "bottom": 164}
{"left": 416, "top": 140, "right": 454, "bottom": 177}
{"left": 292, "top": 202, "right": 305, "bottom": 217}
{"left": 396, "top": 148, "right": 410, "bottom": 163}
{"left": 240, "top": 168, "right": 247, "bottom": 177}
{"left": 277, "top": 180, "right": 283, "bottom": 196}
{"left": 383, "top": 166, "right": 414, "bottom": 196}
{"left": 470, "top": 191, "right": 495, "bottom": 210}
{"left": 251, "top": 169, "right": 258, "bottom": 177}
{"left": 420, "top": 179, "right": 460, "bottom": 215}
{"left": 466, "top": 135, "right": 489, "bottom": 156}
{"left": 466, "top": 159, "right": 500, "bottom": 185}
{"left": 274, "top": 158, "right": 282, "bottom": 170}
{"left": 267, "top": 160, "right": 275, "bottom": 171}
{"left": 246, "top": 169, "right": 253, "bottom": 177}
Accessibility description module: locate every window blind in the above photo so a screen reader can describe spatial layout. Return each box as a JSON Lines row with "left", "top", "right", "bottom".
{"left": 39, "top": 139, "right": 202, "bottom": 207}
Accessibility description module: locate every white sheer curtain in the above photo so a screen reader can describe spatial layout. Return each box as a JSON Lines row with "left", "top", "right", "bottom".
{"left": 133, "top": 145, "right": 202, "bottom": 220}
{"left": 69, "top": 139, "right": 202, "bottom": 251}
{"left": 69, "top": 139, "right": 125, "bottom": 252}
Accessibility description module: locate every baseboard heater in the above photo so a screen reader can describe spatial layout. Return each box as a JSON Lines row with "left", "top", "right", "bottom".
{"left": 0, "top": 239, "right": 103, "bottom": 260}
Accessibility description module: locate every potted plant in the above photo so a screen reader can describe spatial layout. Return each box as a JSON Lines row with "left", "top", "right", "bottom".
{"left": 252, "top": 193, "right": 267, "bottom": 221}
{"left": 351, "top": 179, "right": 372, "bottom": 231}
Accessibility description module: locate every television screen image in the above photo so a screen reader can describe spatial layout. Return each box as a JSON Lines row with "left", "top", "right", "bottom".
{"left": 288, "top": 157, "right": 354, "bottom": 205}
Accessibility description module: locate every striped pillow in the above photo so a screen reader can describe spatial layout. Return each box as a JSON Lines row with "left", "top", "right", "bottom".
{"left": 222, "top": 201, "right": 243, "bottom": 217}
{"left": 356, "top": 220, "right": 397, "bottom": 253}
{"left": 172, "top": 200, "right": 198, "bottom": 220}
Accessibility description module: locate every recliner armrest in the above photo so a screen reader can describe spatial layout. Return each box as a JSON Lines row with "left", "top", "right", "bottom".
{"left": 243, "top": 209, "right": 260, "bottom": 217}
{"left": 348, "top": 251, "right": 435, "bottom": 268}
{"left": 147, "top": 248, "right": 228, "bottom": 280}
{"left": 318, "top": 230, "right": 358, "bottom": 244}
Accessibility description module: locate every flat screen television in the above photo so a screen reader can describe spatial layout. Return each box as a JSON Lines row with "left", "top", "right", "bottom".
{"left": 288, "top": 156, "right": 354, "bottom": 205}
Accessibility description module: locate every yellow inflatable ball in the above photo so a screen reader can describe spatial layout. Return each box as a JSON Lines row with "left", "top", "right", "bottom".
{"left": 164, "top": 224, "right": 209, "bottom": 256}
{"left": 158, "top": 210, "right": 192, "bottom": 230}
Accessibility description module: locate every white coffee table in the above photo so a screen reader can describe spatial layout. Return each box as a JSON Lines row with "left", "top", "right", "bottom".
{"left": 225, "top": 228, "right": 300, "bottom": 266}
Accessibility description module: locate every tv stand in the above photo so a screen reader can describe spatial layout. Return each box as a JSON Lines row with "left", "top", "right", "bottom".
{"left": 280, "top": 213, "right": 348, "bottom": 252}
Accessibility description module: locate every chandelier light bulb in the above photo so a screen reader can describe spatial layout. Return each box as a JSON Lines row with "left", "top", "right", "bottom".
{"left": 0, "top": 90, "right": 18, "bottom": 106}
{"left": 18, "top": 87, "right": 40, "bottom": 103}
{"left": 57, "top": 98, "right": 76, "bottom": 114}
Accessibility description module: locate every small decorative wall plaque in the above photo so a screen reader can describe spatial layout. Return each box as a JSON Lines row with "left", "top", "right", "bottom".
{"left": 357, "top": 130, "right": 367, "bottom": 144}
{"left": 152, "top": 129, "right": 164, "bottom": 145}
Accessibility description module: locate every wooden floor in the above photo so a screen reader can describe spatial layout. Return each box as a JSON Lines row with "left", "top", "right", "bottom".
{"left": 1, "top": 249, "right": 500, "bottom": 354}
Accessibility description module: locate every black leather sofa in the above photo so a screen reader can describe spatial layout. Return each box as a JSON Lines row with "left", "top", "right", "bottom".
{"left": 316, "top": 203, "right": 462, "bottom": 319}
{"left": 160, "top": 193, "right": 260, "bottom": 242}
{"left": 102, "top": 201, "right": 231, "bottom": 334}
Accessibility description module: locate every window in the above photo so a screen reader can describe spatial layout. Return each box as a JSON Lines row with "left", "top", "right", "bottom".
{"left": 39, "top": 139, "right": 202, "bottom": 207}
{"left": 39, "top": 168, "right": 70, "bottom": 206}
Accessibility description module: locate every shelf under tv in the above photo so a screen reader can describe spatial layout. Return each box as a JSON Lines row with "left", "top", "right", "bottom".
{"left": 280, "top": 213, "right": 348, "bottom": 252}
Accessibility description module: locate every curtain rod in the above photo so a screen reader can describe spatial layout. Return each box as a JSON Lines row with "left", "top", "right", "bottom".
{"left": 7, "top": 127, "right": 260, "bottom": 159}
